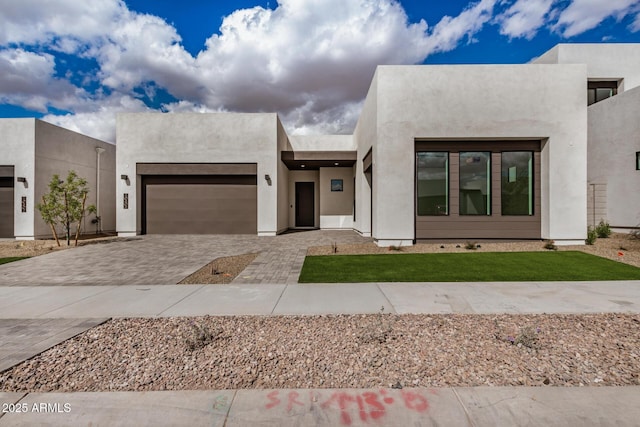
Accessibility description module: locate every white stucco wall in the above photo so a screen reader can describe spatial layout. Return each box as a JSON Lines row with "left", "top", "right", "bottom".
{"left": 352, "top": 70, "right": 378, "bottom": 237}
{"left": 588, "top": 86, "right": 640, "bottom": 229}
{"left": 0, "top": 119, "right": 36, "bottom": 239}
{"left": 116, "top": 112, "right": 281, "bottom": 236}
{"left": 288, "top": 135, "right": 355, "bottom": 151}
{"left": 34, "top": 120, "right": 116, "bottom": 238}
{"left": 0, "top": 119, "right": 113, "bottom": 240}
{"left": 533, "top": 44, "right": 640, "bottom": 91}
{"left": 366, "top": 64, "right": 587, "bottom": 245}
{"left": 319, "top": 167, "right": 354, "bottom": 229}
{"left": 276, "top": 119, "right": 290, "bottom": 234}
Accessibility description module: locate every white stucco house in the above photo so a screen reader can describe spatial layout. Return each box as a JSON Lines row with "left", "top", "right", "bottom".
{"left": 117, "top": 43, "right": 640, "bottom": 245}
{"left": 0, "top": 119, "right": 116, "bottom": 239}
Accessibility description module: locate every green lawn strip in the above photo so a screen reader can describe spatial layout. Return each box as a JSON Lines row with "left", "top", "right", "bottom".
{"left": 0, "top": 257, "right": 29, "bottom": 265}
{"left": 298, "top": 251, "right": 640, "bottom": 283}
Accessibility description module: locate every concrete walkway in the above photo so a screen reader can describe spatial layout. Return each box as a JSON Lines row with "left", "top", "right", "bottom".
{"left": 1, "top": 281, "right": 638, "bottom": 319}
{"left": 1, "top": 386, "right": 639, "bottom": 426}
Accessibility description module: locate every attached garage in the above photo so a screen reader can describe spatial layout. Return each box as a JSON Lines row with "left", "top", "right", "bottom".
{"left": 138, "top": 164, "right": 257, "bottom": 235}
{"left": 0, "top": 166, "right": 14, "bottom": 238}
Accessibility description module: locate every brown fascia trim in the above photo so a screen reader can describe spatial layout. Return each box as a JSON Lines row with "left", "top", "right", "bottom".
{"left": 281, "top": 151, "right": 357, "bottom": 169}
{"left": 0, "top": 166, "right": 15, "bottom": 177}
{"left": 363, "top": 148, "right": 372, "bottom": 172}
{"left": 136, "top": 163, "right": 257, "bottom": 175}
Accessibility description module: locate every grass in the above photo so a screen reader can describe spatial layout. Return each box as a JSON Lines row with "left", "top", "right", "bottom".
{"left": 0, "top": 257, "right": 29, "bottom": 265}
{"left": 298, "top": 251, "right": 640, "bottom": 283}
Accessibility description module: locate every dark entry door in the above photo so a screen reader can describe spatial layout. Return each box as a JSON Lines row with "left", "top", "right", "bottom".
{"left": 295, "top": 182, "right": 314, "bottom": 227}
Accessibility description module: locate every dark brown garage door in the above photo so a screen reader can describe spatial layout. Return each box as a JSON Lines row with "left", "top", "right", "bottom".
{"left": 0, "top": 168, "right": 14, "bottom": 238}
{"left": 142, "top": 175, "right": 257, "bottom": 234}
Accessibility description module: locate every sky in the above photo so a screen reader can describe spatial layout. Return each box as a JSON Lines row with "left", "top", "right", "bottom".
{"left": 1, "top": 0, "right": 639, "bottom": 143}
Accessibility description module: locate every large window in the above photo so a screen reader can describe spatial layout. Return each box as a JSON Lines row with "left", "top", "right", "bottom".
{"left": 416, "top": 152, "right": 448, "bottom": 215}
{"left": 501, "top": 152, "right": 533, "bottom": 215}
{"left": 459, "top": 152, "right": 491, "bottom": 215}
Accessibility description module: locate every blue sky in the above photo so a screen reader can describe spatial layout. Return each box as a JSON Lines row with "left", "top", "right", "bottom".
{"left": 1, "top": 0, "right": 639, "bottom": 141}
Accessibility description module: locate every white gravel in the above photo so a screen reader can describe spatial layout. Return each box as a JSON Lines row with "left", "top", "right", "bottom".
{"left": 1, "top": 314, "right": 638, "bottom": 392}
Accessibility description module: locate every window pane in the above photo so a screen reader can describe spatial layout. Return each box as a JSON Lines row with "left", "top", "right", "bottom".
{"left": 417, "top": 152, "right": 448, "bottom": 215}
{"left": 502, "top": 152, "right": 533, "bottom": 215}
{"left": 595, "top": 88, "right": 613, "bottom": 103}
{"left": 459, "top": 152, "right": 490, "bottom": 215}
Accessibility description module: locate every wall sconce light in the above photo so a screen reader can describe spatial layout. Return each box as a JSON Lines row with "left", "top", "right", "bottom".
{"left": 120, "top": 174, "right": 129, "bottom": 180}
{"left": 17, "top": 177, "right": 26, "bottom": 183}
{"left": 264, "top": 174, "right": 272, "bottom": 186}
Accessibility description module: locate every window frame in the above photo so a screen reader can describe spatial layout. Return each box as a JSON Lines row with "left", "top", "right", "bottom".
{"left": 415, "top": 151, "right": 449, "bottom": 216}
{"left": 500, "top": 150, "right": 534, "bottom": 216}
{"left": 458, "top": 151, "right": 492, "bottom": 216}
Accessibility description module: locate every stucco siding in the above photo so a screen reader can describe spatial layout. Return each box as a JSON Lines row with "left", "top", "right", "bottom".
{"left": 588, "top": 86, "right": 640, "bottom": 229}
{"left": 34, "top": 120, "right": 116, "bottom": 238}
{"left": 374, "top": 64, "right": 587, "bottom": 243}
{"left": 116, "top": 112, "right": 280, "bottom": 236}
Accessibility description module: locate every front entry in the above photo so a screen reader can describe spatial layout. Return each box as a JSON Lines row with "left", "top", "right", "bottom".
{"left": 295, "top": 182, "right": 314, "bottom": 227}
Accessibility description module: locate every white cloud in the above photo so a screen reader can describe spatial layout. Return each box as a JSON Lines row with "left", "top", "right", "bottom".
{"left": 42, "top": 94, "right": 151, "bottom": 142}
{"left": 497, "top": 0, "right": 555, "bottom": 39}
{"left": 422, "top": 0, "right": 497, "bottom": 53}
{"left": 1, "top": 0, "right": 502, "bottom": 140}
{"left": 0, "top": 48, "right": 87, "bottom": 112}
{"left": 552, "top": 0, "right": 640, "bottom": 37}
{"left": 0, "top": 0, "right": 126, "bottom": 48}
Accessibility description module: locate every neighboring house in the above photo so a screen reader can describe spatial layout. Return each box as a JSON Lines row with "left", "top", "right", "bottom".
{"left": 0, "top": 119, "right": 115, "bottom": 239}
{"left": 108, "top": 43, "right": 640, "bottom": 244}
{"left": 533, "top": 44, "right": 640, "bottom": 231}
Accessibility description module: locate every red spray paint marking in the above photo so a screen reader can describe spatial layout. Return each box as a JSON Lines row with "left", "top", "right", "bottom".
{"left": 265, "top": 388, "right": 430, "bottom": 425}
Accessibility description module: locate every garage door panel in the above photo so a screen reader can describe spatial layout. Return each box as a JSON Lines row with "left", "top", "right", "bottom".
{"left": 144, "top": 183, "right": 257, "bottom": 234}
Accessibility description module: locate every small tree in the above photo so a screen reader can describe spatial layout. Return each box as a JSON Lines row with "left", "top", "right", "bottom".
{"left": 36, "top": 171, "right": 96, "bottom": 246}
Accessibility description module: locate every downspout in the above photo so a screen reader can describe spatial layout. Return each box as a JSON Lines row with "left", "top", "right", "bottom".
{"left": 95, "top": 147, "right": 105, "bottom": 234}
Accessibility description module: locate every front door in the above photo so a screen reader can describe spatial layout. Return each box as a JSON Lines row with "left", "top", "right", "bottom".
{"left": 295, "top": 182, "right": 314, "bottom": 227}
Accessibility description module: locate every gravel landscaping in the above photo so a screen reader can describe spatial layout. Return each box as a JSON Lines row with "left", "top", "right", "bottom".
{"left": 1, "top": 313, "right": 638, "bottom": 392}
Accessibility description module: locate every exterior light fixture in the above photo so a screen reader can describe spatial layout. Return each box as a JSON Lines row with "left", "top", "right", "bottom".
{"left": 264, "top": 174, "right": 272, "bottom": 185}
{"left": 334, "top": 162, "right": 339, "bottom": 166}
{"left": 16, "top": 177, "right": 26, "bottom": 183}
{"left": 301, "top": 164, "right": 305, "bottom": 168}
{"left": 120, "top": 174, "right": 129, "bottom": 180}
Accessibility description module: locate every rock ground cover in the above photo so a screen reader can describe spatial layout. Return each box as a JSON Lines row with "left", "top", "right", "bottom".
{"left": 178, "top": 253, "right": 259, "bottom": 284}
{"left": 0, "top": 314, "right": 638, "bottom": 392}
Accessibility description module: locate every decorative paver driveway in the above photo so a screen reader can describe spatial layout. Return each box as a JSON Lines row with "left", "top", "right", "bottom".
{"left": 0, "top": 231, "right": 370, "bottom": 286}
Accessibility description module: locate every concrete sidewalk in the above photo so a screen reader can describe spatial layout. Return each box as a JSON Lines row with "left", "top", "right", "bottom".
{"left": 1, "top": 281, "right": 638, "bottom": 319}
{"left": 1, "top": 386, "right": 638, "bottom": 426}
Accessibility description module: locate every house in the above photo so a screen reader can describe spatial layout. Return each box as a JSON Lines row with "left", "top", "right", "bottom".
{"left": 110, "top": 43, "right": 637, "bottom": 245}
{"left": 532, "top": 44, "right": 640, "bottom": 232}
{"left": 0, "top": 119, "right": 115, "bottom": 239}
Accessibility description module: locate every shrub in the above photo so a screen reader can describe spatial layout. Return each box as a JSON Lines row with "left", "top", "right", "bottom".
{"left": 465, "top": 241, "right": 477, "bottom": 250}
{"left": 595, "top": 220, "right": 612, "bottom": 238}
{"left": 585, "top": 227, "right": 597, "bottom": 245}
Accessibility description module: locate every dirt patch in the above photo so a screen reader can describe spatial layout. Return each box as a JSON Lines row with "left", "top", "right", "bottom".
{"left": 0, "top": 313, "right": 638, "bottom": 392}
{"left": 0, "top": 234, "right": 125, "bottom": 258}
{"left": 178, "top": 253, "right": 260, "bottom": 284}
{"left": 308, "top": 233, "right": 640, "bottom": 268}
